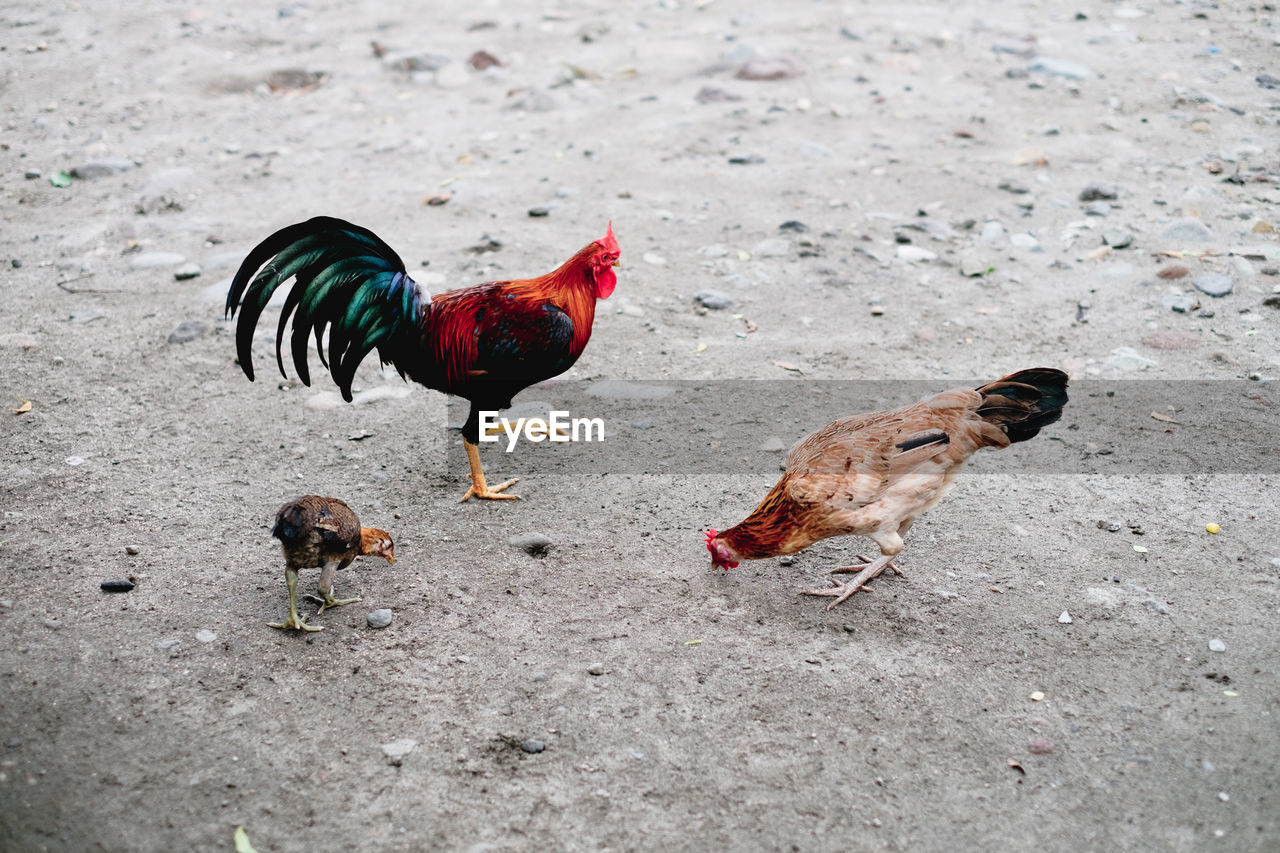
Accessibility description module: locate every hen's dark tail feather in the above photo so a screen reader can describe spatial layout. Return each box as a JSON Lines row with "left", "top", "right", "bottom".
{"left": 975, "top": 367, "right": 1069, "bottom": 444}
{"left": 225, "top": 216, "right": 427, "bottom": 401}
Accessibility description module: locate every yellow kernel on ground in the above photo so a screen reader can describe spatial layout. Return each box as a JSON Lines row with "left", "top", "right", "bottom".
{"left": 1206, "top": 523, "right": 1221, "bottom": 534}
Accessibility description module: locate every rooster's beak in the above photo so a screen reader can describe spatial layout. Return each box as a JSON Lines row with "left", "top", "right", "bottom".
{"left": 613, "top": 259, "right": 621, "bottom": 268}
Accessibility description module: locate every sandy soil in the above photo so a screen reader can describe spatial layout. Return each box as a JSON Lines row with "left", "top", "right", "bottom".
{"left": 2, "top": 1, "right": 1279, "bottom": 850}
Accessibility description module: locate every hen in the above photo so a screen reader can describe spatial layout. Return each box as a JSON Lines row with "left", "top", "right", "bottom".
{"left": 226, "top": 217, "right": 620, "bottom": 502}
{"left": 269, "top": 495, "right": 394, "bottom": 632}
{"left": 706, "top": 368, "right": 1068, "bottom": 609}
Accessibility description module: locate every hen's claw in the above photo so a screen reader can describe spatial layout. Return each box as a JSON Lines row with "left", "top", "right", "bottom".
{"left": 801, "top": 553, "right": 900, "bottom": 611}
{"left": 460, "top": 478, "right": 520, "bottom": 502}
{"left": 269, "top": 613, "right": 324, "bottom": 632}
{"left": 304, "top": 591, "right": 362, "bottom": 616}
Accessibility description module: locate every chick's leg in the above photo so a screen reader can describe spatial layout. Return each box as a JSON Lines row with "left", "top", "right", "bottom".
{"left": 459, "top": 438, "right": 520, "bottom": 502}
{"left": 305, "top": 562, "right": 361, "bottom": 615}
{"left": 269, "top": 568, "right": 324, "bottom": 632}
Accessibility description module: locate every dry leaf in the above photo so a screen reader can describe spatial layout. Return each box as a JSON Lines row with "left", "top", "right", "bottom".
{"left": 1149, "top": 411, "right": 1180, "bottom": 425}
{"left": 1007, "top": 758, "right": 1026, "bottom": 775}
{"left": 772, "top": 360, "right": 803, "bottom": 373}
{"left": 13, "top": 400, "right": 31, "bottom": 415}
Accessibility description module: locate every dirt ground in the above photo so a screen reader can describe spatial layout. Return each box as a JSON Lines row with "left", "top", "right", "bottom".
{"left": 3, "top": 1, "right": 1279, "bottom": 850}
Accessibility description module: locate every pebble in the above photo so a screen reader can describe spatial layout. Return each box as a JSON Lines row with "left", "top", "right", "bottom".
{"left": 129, "top": 252, "right": 186, "bottom": 270}
{"left": 520, "top": 739, "right": 546, "bottom": 754}
{"left": 779, "top": 555, "right": 796, "bottom": 566}
{"left": 1160, "top": 219, "right": 1215, "bottom": 244}
{"left": 736, "top": 56, "right": 802, "bottom": 80}
{"left": 1027, "top": 56, "right": 1093, "bottom": 79}
{"left": 531, "top": 672, "right": 549, "bottom": 683}
{"left": 381, "top": 738, "right": 417, "bottom": 766}
{"left": 1208, "top": 639, "right": 1226, "bottom": 653}
{"left": 71, "top": 158, "right": 137, "bottom": 179}
{"left": 1157, "top": 264, "right": 1189, "bottom": 280}
{"left": 642, "top": 251, "right": 666, "bottom": 265}
{"left": 1102, "top": 229, "right": 1133, "bottom": 249}
{"left": 527, "top": 206, "right": 550, "bottom": 218}
{"left": 959, "top": 252, "right": 989, "bottom": 277}
{"left": 367, "top": 608, "right": 393, "bottom": 629}
{"left": 695, "top": 290, "right": 733, "bottom": 310}
{"left": 65, "top": 456, "right": 86, "bottom": 466}
{"left": 696, "top": 244, "right": 729, "bottom": 258}
{"left": 759, "top": 436, "right": 787, "bottom": 453}
{"left": 1084, "top": 201, "right": 1111, "bottom": 216}
{"left": 587, "top": 663, "right": 606, "bottom": 676}
{"left": 897, "top": 245, "right": 937, "bottom": 262}
{"left": 1009, "top": 233, "right": 1040, "bottom": 249}
{"left": 167, "top": 320, "right": 208, "bottom": 344}
{"left": 753, "top": 238, "right": 790, "bottom": 257}
{"left": 155, "top": 639, "right": 180, "bottom": 651}
{"left": 1079, "top": 183, "right": 1120, "bottom": 202}
{"left": 508, "top": 532, "right": 553, "bottom": 557}
{"left": 383, "top": 51, "right": 448, "bottom": 72}
{"left": 195, "top": 629, "right": 217, "bottom": 643}
{"left": 695, "top": 85, "right": 745, "bottom": 104}
{"left": 1058, "top": 610, "right": 1072, "bottom": 624}
{"left": 100, "top": 579, "right": 135, "bottom": 593}
{"left": 44, "top": 619, "right": 62, "bottom": 630}
{"left": 125, "top": 544, "right": 141, "bottom": 555}
{"left": 1163, "top": 293, "right": 1197, "bottom": 314}
{"left": 779, "top": 220, "right": 808, "bottom": 233}
{"left": 998, "top": 178, "right": 1030, "bottom": 195}
{"left": 1192, "top": 274, "right": 1233, "bottom": 298}
{"left": 980, "top": 221, "right": 1006, "bottom": 243}
{"left": 1105, "top": 347, "right": 1157, "bottom": 371}
{"left": 1028, "top": 738, "right": 1056, "bottom": 755}
{"left": 173, "top": 263, "right": 201, "bottom": 281}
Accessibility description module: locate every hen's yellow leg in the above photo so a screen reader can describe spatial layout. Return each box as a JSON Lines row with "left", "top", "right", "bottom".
{"left": 269, "top": 568, "right": 324, "bottom": 632}
{"left": 459, "top": 438, "right": 520, "bottom": 502}
{"left": 304, "top": 563, "right": 361, "bottom": 615}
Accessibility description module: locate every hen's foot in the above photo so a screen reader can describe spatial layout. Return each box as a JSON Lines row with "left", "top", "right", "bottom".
{"left": 460, "top": 478, "right": 520, "bottom": 502}
{"left": 831, "top": 555, "right": 905, "bottom": 577}
{"left": 268, "top": 612, "right": 324, "bottom": 632}
{"left": 801, "top": 555, "right": 898, "bottom": 611}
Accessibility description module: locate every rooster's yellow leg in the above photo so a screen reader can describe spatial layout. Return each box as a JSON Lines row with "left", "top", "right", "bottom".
{"left": 304, "top": 563, "right": 361, "bottom": 615}
{"left": 269, "top": 568, "right": 324, "bottom": 632}
{"left": 459, "top": 438, "right": 520, "bottom": 502}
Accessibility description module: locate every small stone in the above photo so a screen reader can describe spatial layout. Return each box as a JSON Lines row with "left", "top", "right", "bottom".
{"left": 1028, "top": 738, "right": 1056, "bottom": 755}
{"left": 779, "top": 220, "right": 808, "bottom": 233}
{"left": 1218, "top": 791, "right": 1230, "bottom": 802}
{"left": 759, "top": 436, "right": 787, "bottom": 453}
{"left": 1208, "top": 638, "right": 1226, "bottom": 653}
{"left": 980, "top": 221, "right": 1006, "bottom": 243}
{"left": 468, "top": 50, "right": 502, "bottom": 71}
{"left": 508, "top": 532, "right": 553, "bottom": 557}
{"left": 935, "top": 589, "right": 959, "bottom": 600}
{"left": 195, "top": 629, "right": 217, "bottom": 643}
{"left": 1163, "top": 293, "right": 1197, "bottom": 314}
{"left": 1105, "top": 347, "right": 1157, "bottom": 371}
{"left": 65, "top": 456, "right": 86, "bottom": 466}
{"left": 1192, "top": 274, "right": 1233, "bottom": 298}
{"left": 1027, "top": 56, "right": 1093, "bottom": 79}
{"left": 897, "top": 245, "right": 937, "bottom": 262}
{"left": 587, "top": 663, "right": 606, "bottom": 676}
{"left": 1058, "top": 610, "right": 1072, "bottom": 624}
{"left": 381, "top": 738, "right": 417, "bottom": 766}
{"left": 695, "top": 290, "right": 734, "bottom": 310}
{"left": 100, "top": 579, "right": 135, "bottom": 593}
{"left": 1084, "top": 201, "right": 1111, "bottom": 216}
{"left": 753, "top": 238, "right": 790, "bottom": 257}
{"left": 695, "top": 85, "right": 745, "bottom": 104}
{"left": 383, "top": 51, "right": 449, "bottom": 73}
{"left": 367, "top": 608, "right": 393, "bottom": 629}
{"left": 642, "top": 252, "right": 666, "bottom": 266}
{"left": 1141, "top": 332, "right": 1198, "bottom": 351}
{"left": 173, "top": 263, "right": 201, "bottom": 281}
{"left": 155, "top": 639, "right": 180, "bottom": 651}
{"left": 520, "top": 739, "right": 545, "bottom": 754}
{"left": 531, "top": 672, "right": 549, "bottom": 682}
{"left": 779, "top": 555, "right": 796, "bottom": 566}
{"left": 527, "top": 206, "right": 550, "bottom": 218}
{"left": 71, "top": 158, "right": 137, "bottom": 179}
{"left": 1157, "top": 264, "right": 1189, "bottom": 280}
{"left": 1160, "top": 219, "right": 1215, "bottom": 245}
{"left": 167, "top": 320, "right": 208, "bottom": 344}
{"left": 736, "top": 56, "right": 802, "bottom": 80}
{"left": 1097, "top": 520, "right": 1123, "bottom": 532}
{"left": 1102, "top": 229, "right": 1133, "bottom": 249}
{"left": 1029, "top": 691, "right": 1045, "bottom": 702}
{"left": 125, "top": 545, "right": 141, "bottom": 555}
{"left": 959, "top": 252, "right": 989, "bottom": 277}
{"left": 11, "top": 259, "right": 23, "bottom": 268}
{"left": 1079, "top": 183, "right": 1120, "bottom": 202}
{"left": 24, "top": 170, "right": 41, "bottom": 180}
{"left": 998, "top": 178, "right": 1030, "bottom": 195}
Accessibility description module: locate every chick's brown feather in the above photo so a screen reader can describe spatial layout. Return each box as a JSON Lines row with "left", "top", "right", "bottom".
{"left": 272, "top": 495, "right": 363, "bottom": 571}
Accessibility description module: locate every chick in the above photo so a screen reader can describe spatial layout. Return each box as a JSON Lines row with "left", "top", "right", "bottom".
{"left": 269, "top": 496, "right": 395, "bottom": 632}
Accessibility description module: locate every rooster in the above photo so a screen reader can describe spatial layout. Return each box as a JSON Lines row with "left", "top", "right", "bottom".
{"left": 226, "top": 217, "right": 620, "bottom": 501}
{"left": 270, "top": 495, "right": 395, "bottom": 632}
{"left": 706, "top": 368, "right": 1068, "bottom": 610}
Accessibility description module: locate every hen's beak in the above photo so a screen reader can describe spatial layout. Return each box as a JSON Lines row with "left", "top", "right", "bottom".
{"left": 612, "top": 259, "right": 621, "bottom": 268}
{"left": 387, "top": 555, "right": 396, "bottom": 565}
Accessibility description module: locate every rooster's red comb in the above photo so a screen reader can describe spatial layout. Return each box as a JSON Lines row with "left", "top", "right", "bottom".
{"left": 705, "top": 528, "right": 718, "bottom": 543}
{"left": 598, "top": 221, "right": 619, "bottom": 255}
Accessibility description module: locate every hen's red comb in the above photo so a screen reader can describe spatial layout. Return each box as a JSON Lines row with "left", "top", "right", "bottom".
{"left": 705, "top": 528, "right": 718, "bottom": 544}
